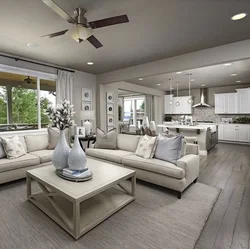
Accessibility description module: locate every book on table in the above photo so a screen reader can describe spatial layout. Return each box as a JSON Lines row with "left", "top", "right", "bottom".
{"left": 61, "top": 168, "right": 92, "bottom": 178}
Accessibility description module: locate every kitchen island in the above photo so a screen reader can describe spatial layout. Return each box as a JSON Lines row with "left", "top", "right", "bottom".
{"left": 158, "top": 123, "right": 218, "bottom": 155}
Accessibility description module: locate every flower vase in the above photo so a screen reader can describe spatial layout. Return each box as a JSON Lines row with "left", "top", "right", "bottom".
{"left": 52, "top": 129, "right": 70, "bottom": 169}
{"left": 68, "top": 135, "right": 87, "bottom": 170}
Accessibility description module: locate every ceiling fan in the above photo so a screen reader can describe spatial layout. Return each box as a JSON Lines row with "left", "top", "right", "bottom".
{"left": 24, "top": 76, "right": 35, "bottom": 84}
{"left": 41, "top": 0, "right": 129, "bottom": 48}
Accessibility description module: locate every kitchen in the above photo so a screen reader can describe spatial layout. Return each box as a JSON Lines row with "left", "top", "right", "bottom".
{"left": 158, "top": 60, "right": 250, "bottom": 155}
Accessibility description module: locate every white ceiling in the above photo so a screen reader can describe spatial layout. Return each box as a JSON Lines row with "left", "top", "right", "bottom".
{"left": 0, "top": 0, "right": 250, "bottom": 74}
{"left": 126, "top": 59, "right": 250, "bottom": 90}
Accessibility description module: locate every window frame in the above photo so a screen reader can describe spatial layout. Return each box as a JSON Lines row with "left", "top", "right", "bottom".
{"left": 0, "top": 64, "right": 57, "bottom": 132}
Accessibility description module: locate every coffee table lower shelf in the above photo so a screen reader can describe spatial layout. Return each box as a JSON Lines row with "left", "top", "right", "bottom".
{"left": 28, "top": 187, "right": 135, "bottom": 239}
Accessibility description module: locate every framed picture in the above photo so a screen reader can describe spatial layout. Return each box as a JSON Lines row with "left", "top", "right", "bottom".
{"left": 107, "top": 115, "right": 114, "bottom": 126}
{"left": 76, "top": 126, "right": 85, "bottom": 137}
{"left": 107, "top": 103, "right": 114, "bottom": 115}
{"left": 82, "top": 88, "right": 92, "bottom": 102}
{"left": 82, "top": 102, "right": 92, "bottom": 111}
{"left": 106, "top": 92, "right": 114, "bottom": 103}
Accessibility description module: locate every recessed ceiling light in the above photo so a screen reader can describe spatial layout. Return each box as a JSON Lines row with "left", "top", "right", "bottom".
{"left": 190, "top": 79, "right": 195, "bottom": 82}
{"left": 138, "top": 78, "right": 143, "bottom": 81}
{"left": 231, "top": 73, "right": 237, "bottom": 76}
{"left": 236, "top": 80, "right": 241, "bottom": 83}
{"left": 157, "top": 84, "right": 161, "bottom": 86}
{"left": 231, "top": 13, "right": 247, "bottom": 21}
{"left": 201, "top": 84, "right": 206, "bottom": 87}
{"left": 176, "top": 72, "right": 182, "bottom": 75}
{"left": 27, "top": 43, "right": 40, "bottom": 49}
{"left": 87, "top": 62, "right": 94, "bottom": 65}
{"left": 224, "top": 63, "right": 232, "bottom": 66}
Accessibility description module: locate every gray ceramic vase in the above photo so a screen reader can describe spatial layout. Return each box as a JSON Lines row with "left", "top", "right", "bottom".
{"left": 68, "top": 135, "right": 87, "bottom": 170}
{"left": 52, "top": 129, "right": 70, "bottom": 169}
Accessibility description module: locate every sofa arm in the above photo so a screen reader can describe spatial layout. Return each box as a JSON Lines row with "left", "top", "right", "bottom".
{"left": 177, "top": 154, "right": 200, "bottom": 185}
{"left": 186, "top": 143, "right": 199, "bottom": 155}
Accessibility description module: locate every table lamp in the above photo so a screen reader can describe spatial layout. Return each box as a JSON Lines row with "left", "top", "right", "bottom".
{"left": 80, "top": 110, "right": 95, "bottom": 136}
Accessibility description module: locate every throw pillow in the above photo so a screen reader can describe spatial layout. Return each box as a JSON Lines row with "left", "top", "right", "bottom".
{"left": 154, "top": 134, "right": 184, "bottom": 164}
{"left": 0, "top": 141, "right": 6, "bottom": 159}
{"left": 47, "top": 127, "right": 70, "bottom": 149}
{"left": 95, "top": 128, "right": 117, "bottom": 150}
{"left": 135, "top": 135, "right": 157, "bottom": 159}
{"left": 1, "top": 136, "right": 26, "bottom": 159}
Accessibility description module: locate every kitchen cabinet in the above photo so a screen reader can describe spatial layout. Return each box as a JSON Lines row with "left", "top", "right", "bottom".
{"left": 237, "top": 88, "right": 250, "bottom": 114}
{"left": 164, "top": 95, "right": 192, "bottom": 114}
{"left": 214, "top": 93, "right": 237, "bottom": 114}
{"left": 219, "top": 124, "right": 250, "bottom": 143}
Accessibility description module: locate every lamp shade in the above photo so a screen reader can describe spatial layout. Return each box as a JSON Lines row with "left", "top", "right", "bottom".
{"left": 81, "top": 110, "right": 96, "bottom": 121}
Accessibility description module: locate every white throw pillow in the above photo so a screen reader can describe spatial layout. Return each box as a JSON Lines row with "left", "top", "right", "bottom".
{"left": 135, "top": 135, "right": 157, "bottom": 159}
{"left": 1, "top": 136, "right": 26, "bottom": 159}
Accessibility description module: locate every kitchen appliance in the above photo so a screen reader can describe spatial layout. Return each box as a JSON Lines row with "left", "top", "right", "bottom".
{"left": 192, "top": 88, "right": 212, "bottom": 108}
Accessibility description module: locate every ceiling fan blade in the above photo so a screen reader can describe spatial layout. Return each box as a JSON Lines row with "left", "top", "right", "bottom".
{"left": 41, "top": 29, "right": 68, "bottom": 38}
{"left": 87, "top": 35, "right": 103, "bottom": 49}
{"left": 42, "top": 0, "right": 75, "bottom": 24}
{"left": 89, "top": 14, "right": 129, "bottom": 29}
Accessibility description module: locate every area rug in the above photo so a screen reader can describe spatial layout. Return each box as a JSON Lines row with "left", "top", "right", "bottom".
{"left": 0, "top": 180, "right": 220, "bottom": 249}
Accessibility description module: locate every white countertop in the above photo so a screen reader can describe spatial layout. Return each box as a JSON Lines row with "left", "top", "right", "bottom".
{"left": 158, "top": 123, "right": 217, "bottom": 131}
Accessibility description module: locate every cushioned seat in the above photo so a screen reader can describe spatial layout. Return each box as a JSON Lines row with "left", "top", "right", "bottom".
{"left": 122, "top": 155, "right": 185, "bottom": 179}
{"left": 0, "top": 154, "right": 40, "bottom": 173}
{"left": 29, "top": 150, "right": 54, "bottom": 164}
{"left": 86, "top": 148, "right": 134, "bottom": 164}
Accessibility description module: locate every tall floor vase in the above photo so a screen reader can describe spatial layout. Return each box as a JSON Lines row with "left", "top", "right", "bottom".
{"left": 52, "top": 129, "right": 70, "bottom": 169}
{"left": 68, "top": 135, "right": 87, "bottom": 170}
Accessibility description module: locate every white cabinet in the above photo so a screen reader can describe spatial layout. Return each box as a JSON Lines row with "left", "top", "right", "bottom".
{"left": 164, "top": 95, "right": 192, "bottom": 114}
{"left": 219, "top": 124, "right": 250, "bottom": 143}
{"left": 214, "top": 93, "right": 238, "bottom": 114}
{"left": 237, "top": 88, "right": 250, "bottom": 114}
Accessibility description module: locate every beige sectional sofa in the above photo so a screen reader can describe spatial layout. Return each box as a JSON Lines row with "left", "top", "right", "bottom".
{"left": 0, "top": 134, "right": 53, "bottom": 184}
{"left": 86, "top": 134, "right": 200, "bottom": 198}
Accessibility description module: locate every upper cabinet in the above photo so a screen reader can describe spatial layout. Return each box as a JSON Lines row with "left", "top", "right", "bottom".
{"left": 214, "top": 88, "right": 250, "bottom": 114}
{"left": 164, "top": 95, "right": 192, "bottom": 114}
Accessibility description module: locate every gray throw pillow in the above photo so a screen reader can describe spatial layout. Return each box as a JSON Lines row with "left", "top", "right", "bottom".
{"left": 154, "top": 134, "right": 184, "bottom": 164}
{"left": 95, "top": 128, "right": 117, "bottom": 150}
{"left": 47, "top": 127, "right": 69, "bottom": 150}
{"left": 0, "top": 141, "right": 6, "bottom": 159}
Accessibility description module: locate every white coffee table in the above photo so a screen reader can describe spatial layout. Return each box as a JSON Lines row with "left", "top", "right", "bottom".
{"left": 26, "top": 158, "right": 136, "bottom": 239}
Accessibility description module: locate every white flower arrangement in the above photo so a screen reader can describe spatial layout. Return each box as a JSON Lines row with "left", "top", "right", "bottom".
{"left": 46, "top": 99, "right": 75, "bottom": 130}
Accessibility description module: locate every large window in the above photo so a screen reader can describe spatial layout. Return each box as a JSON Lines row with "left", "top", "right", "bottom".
{"left": 123, "top": 96, "right": 145, "bottom": 127}
{"left": 0, "top": 69, "right": 56, "bottom": 132}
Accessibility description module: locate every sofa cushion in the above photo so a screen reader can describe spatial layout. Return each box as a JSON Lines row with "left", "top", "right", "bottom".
{"left": 122, "top": 155, "right": 185, "bottom": 179}
{"left": 86, "top": 148, "right": 134, "bottom": 164}
{"left": 0, "top": 154, "right": 40, "bottom": 173}
{"left": 25, "top": 134, "right": 49, "bottom": 152}
{"left": 29, "top": 150, "right": 54, "bottom": 164}
{"left": 117, "top": 134, "right": 140, "bottom": 152}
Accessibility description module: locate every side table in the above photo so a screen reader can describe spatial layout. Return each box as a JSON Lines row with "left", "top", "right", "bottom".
{"left": 72, "top": 136, "right": 96, "bottom": 150}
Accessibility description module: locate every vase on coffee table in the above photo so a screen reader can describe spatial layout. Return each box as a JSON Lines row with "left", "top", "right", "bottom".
{"left": 68, "top": 135, "right": 87, "bottom": 170}
{"left": 52, "top": 129, "right": 71, "bottom": 169}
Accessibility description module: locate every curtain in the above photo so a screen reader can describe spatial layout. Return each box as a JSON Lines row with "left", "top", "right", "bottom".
{"left": 56, "top": 70, "right": 73, "bottom": 104}
{"left": 145, "top": 95, "right": 155, "bottom": 121}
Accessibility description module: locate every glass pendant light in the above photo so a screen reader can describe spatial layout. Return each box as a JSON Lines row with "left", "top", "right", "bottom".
{"left": 175, "top": 81, "right": 180, "bottom": 106}
{"left": 187, "top": 73, "right": 193, "bottom": 104}
{"left": 169, "top": 78, "right": 173, "bottom": 105}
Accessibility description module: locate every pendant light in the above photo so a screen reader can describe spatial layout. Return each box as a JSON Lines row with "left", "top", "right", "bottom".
{"left": 187, "top": 73, "right": 193, "bottom": 104}
{"left": 169, "top": 78, "right": 173, "bottom": 105}
{"left": 175, "top": 81, "right": 180, "bottom": 106}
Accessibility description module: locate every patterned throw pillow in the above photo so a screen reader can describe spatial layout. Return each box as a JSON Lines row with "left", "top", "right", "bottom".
{"left": 1, "top": 136, "right": 26, "bottom": 159}
{"left": 135, "top": 135, "right": 157, "bottom": 159}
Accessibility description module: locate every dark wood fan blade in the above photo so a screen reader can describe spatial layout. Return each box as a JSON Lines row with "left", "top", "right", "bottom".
{"left": 89, "top": 14, "right": 129, "bottom": 29}
{"left": 41, "top": 29, "right": 68, "bottom": 38}
{"left": 43, "top": 0, "right": 75, "bottom": 24}
{"left": 87, "top": 35, "right": 103, "bottom": 49}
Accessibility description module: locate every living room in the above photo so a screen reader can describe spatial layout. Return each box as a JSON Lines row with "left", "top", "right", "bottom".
{"left": 0, "top": 0, "right": 250, "bottom": 249}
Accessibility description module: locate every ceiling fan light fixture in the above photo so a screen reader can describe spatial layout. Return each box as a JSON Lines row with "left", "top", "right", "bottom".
{"left": 67, "top": 24, "right": 93, "bottom": 42}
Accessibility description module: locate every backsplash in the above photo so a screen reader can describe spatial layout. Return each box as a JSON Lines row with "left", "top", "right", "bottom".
{"left": 165, "top": 107, "right": 250, "bottom": 123}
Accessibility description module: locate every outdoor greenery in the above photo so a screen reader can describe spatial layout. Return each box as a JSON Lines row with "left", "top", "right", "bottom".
{"left": 0, "top": 86, "right": 52, "bottom": 125}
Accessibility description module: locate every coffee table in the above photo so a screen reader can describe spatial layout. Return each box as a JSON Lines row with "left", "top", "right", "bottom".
{"left": 26, "top": 158, "right": 136, "bottom": 239}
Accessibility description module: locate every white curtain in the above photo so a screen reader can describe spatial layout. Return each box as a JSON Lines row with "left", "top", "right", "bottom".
{"left": 56, "top": 70, "right": 73, "bottom": 104}
{"left": 145, "top": 95, "right": 154, "bottom": 121}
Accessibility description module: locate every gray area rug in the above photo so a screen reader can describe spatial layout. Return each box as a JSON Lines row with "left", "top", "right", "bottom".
{"left": 0, "top": 180, "right": 220, "bottom": 249}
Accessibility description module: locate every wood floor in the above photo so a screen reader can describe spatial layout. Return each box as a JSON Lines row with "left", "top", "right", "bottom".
{"left": 195, "top": 142, "right": 250, "bottom": 249}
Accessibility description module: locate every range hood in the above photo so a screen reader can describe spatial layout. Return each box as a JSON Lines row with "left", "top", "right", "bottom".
{"left": 192, "top": 88, "right": 212, "bottom": 108}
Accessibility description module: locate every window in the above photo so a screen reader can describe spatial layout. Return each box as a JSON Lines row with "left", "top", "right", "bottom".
{"left": 0, "top": 67, "right": 56, "bottom": 132}
{"left": 123, "top": 96, "right": 145, "bottom": 127}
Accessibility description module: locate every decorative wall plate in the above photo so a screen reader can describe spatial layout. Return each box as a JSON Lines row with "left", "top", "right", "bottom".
{"left": 106, "top": 92, "right": 114, "bottom": 103}
{"left": 82, "top": 88, "right": 92, "bottom": 101}
{"left": 107, "top": 103, "right": 114, "bottom": 115}
{"left": 107, "top": 115, "right": 114, "bottom": 125}
{"left": 82, "top": 102, "right": 92, "bottom": 111}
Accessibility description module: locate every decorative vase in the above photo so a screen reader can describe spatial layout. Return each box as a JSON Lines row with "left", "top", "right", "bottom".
{"left": 52, "top": 129, "right": 70, "bottom": 170}
{"left": 68, "top": 135, "right": 87, "bottom": 170}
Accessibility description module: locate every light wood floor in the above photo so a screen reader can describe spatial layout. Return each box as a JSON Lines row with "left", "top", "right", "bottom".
{"left": 195, "top": 142, "right": 250, "bottom": 249}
